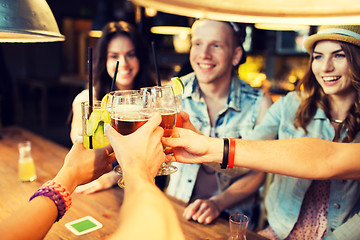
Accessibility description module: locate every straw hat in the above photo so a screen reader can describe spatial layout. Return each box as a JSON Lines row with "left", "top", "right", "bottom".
{"left": 303, "top": 25, "right": 360, "bottom": 53}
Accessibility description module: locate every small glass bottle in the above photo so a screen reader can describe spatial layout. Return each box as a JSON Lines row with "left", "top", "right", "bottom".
{"left": 18, "top": 141, "right": 37, "bottom": 182}
{"left": 228, "top": 214, "right": 248, "bottom": 240}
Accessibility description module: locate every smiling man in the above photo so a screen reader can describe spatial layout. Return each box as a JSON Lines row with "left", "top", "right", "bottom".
{"left": 166, "top": 19, "right": 272, "bottom": 229}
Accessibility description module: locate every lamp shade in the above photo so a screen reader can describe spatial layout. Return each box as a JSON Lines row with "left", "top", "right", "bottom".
{"left": 151, "top": 12, "right": 191, "bottom": 35}
{"left": 0, "top": 0, "right": 64, "bottom": 42}
{"left": 131, "top": 0, "right": 360, "bottom": 25}
{"left": 89, "top": 0, "right": 114, "bottom": 38}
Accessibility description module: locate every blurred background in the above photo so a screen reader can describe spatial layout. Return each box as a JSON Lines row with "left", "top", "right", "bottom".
{"left": 0, "top": 0, "right": 315, "bottom": 148}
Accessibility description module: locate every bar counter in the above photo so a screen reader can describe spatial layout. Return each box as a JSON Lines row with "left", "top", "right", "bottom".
{"left": 0, "top": 126, "right": 267, "bottom": 239}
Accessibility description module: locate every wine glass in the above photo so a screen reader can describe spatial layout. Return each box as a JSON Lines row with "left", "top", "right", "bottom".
{"left": 111, "top": 90, "right": 153, "bottom": 187}
{"left": 141, "top": 85, "right": 178, "bottom": 176}
{"left": 174, "top": 94, "right": 183, "bottom": 127}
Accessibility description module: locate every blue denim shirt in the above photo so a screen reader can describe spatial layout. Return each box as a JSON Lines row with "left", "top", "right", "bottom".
{"left": 166, "top": 72, "right": 265, "bottom": 229}
{"left": 249, "top": 91, "right": 360, "bottom": 240}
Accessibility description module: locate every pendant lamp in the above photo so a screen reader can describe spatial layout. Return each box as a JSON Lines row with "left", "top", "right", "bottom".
{"left": 88, "top": 0, "right": 114, "bottom": 38}
{"left": 0, "top": 0, "right": 64, "bottom": 42}
{"left": 131, "top": 0, "right": 360, "bottom": 25}
{"left": 150, "top": 12, "right": 191, "bottom": 35}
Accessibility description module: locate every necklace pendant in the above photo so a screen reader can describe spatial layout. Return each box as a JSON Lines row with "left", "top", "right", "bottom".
{"left": 331, "top": 119, "right": 344, "bottom": 124}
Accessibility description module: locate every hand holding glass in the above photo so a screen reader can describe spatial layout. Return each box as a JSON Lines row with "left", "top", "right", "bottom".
{"left": 142, "top": 86, "right": 178, "bottom": 175}
{"left": 111, "top": 90, "right": 153, "bottom": 187}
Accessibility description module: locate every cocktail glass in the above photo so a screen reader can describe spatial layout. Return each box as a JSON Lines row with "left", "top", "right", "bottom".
{"left": 81, "top": 100, "right": 111, "bottom": 149}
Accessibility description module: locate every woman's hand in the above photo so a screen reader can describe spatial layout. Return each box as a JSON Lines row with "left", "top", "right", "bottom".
{"left": 74, "top": 171, "right": 120, "bottom": 194}
{"left": 54, "top": 143, "right": 116, "bottom": 193}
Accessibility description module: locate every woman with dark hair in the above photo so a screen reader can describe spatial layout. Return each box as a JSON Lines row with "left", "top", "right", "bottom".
{"left": 92, "top": 21, "right": 156, "bottom": 100}
{"left": 70, "top": 21, "right": 156, "bottom": 194}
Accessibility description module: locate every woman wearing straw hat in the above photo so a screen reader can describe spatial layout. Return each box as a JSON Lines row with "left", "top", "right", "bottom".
{"left": 247, "top": 25, "right": 360, "bottom": 239}
{"left": 242, "top": 26, "right": 360, "bottom": 239}
{"left": 164, "top": 25, "right": 360, "bottom": 239}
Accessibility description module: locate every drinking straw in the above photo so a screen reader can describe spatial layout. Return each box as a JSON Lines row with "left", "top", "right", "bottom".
{"left": 151, "top": 41, "right": 161, "bottom": 86}
{"left": 88, "top": 47, "right": 93, "bottom": 149}
{"left": 110, "top": 61, "right": 119, "bottom": 92}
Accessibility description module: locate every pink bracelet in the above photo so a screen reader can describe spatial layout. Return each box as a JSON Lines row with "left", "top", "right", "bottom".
{"left": 29, "top": 180, "right": 72, "bottom": 222}
{"left": 41, "top": 181, "right": 72, "bottom": 210}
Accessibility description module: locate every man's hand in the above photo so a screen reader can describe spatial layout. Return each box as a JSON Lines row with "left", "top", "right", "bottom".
{"left": 183, "top": 199, "right": 221, "bottom": 225}
{"left": 163, "top": 127, "right": 222, "bottom": 164}
{"left": 105, "top": 113, "right": 165, "bottom": 179}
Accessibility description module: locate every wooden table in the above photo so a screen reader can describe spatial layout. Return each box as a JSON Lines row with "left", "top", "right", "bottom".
{"left": 0, "top": 126, "right": 266, "bottom": 239}
{"left": 170, "top": 196, "right": 267, "bottom": 240}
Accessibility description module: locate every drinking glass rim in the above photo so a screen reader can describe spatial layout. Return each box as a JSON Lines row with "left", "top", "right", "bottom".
{"left": 110, "top": 89, "right": 142, "bottom": 94}
{"left": 229, "top": 214, "right": 249, "bottom": 224}
{"left": 81, "top": 100, "right": 105, "bottom": 109}
{"left": 141, "top": 85, "right": 172, "bottom": 89}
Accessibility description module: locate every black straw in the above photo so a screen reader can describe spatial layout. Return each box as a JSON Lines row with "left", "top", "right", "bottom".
{"left": 151, "top": 41, "right": 161, "bottom": 86}
{"left": 88, "top": 47, "right": 93, "bottom": 149}
{"left": 111, "top": 61, "right": 119, "bottom": 92}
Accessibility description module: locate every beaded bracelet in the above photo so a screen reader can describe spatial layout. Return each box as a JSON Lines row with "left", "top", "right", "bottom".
{"left": 29, "top": 180, "right": 72, "bottom": 222}
{"left": 41, "top": 181, "right": 72, "bottom": 211}
{"left": 29, "top": 187, "right": 67, "bottom": 221}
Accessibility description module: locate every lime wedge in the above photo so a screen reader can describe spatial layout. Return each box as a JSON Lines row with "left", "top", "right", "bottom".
{"left": 101, "top": 94, "right": 111, "bottom": 108}
{"left": 100, "top": 109, "right": 111, "bottom": 123}
{"left": 93, "top": 121, "right": 110, "bottom": 147}
{"left": 86, "top": 109, "right": 111, "bottom": 136}
{"left": 171, "top": 77, "right": 184, "bottom": 95}
{"left": 87, "top": 110, "right": 102, "bottom": 136}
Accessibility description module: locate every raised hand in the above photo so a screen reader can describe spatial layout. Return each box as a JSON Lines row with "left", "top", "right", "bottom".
{"left": 162, "top": 127, "right": 222, "bottom": 165}
{"left": 54, "top": 143, "right": 115, "bottom": 193}
{"left": 105, "top": 112, "right": 166, "bottom": 179}
{"left": 176, "top": 111, "right": 202, "bottom": 134}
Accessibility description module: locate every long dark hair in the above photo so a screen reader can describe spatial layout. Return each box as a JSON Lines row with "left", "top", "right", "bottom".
{"left": 294, "top": 42, "right": 360, "bottom": 142}
{"left": 93, "top": 21, "right": 156, "bottom": 100}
